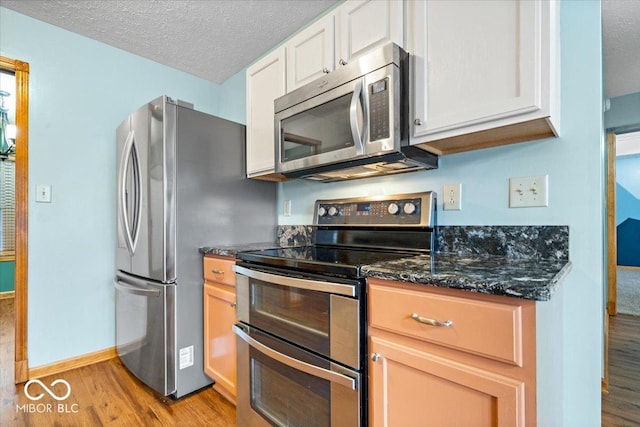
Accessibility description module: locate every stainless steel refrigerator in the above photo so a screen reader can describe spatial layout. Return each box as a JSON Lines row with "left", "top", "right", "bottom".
{"left": 114, "top": 96, "right": 276, "bottom": 398}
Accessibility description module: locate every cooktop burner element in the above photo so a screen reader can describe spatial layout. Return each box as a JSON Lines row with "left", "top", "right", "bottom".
{"left": 238, "top": 192, "right": 437, "bottom": 278}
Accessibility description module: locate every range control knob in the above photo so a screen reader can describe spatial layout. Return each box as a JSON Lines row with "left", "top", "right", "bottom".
{"left": 403, "top": 202, "right": 417, "bottom": 215}
{"left": 328, "top": 206, "right": 339, "bottom": 216}
{"left": 318, "top": 206, "right": 327, "bottom": 217}
{"left": 387, "top": 203, "right": 400, "bottom": 215}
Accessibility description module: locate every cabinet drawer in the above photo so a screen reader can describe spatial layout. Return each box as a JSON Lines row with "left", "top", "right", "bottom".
{"left": 203, "top": 256, "right": 236, "bottom": 286}
{"left": 369, "top": 283, "right": 524, "bottom": 366}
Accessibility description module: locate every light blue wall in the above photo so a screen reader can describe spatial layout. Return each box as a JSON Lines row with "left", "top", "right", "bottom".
{"left": 0, "top": 7, "right": 238, "bottom": 367}
{"left": 217, "top": 67, "right": 247, "bottom": 125}
{"left": 277, "top": 1, "right": 603, "bottom": 425}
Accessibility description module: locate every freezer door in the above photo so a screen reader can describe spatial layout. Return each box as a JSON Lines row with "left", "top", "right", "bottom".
{"left": 116, "top": 96, "right": 176, "bottom": 282}
{"left": 115, "top": 273, "right": 176, "bottom": 396}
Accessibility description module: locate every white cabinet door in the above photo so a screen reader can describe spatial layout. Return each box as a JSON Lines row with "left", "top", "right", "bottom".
{"left": 409, "top": 0, "right": 558, "bottom": 150}
{"left": 286, "top": 14, "right": 335, "bottom": 91}
{"left": 246, "top": 48, "right": 286, "bottom": 177}
{"left": 336, "top": 0, "right": 404, "bottom": 67}
{"left": 286, "top": 0, "right": 404, "bottom": 91}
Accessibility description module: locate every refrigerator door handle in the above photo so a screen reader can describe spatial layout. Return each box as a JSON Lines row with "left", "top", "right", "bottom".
{"left": 114, "top": 280, "right": 162, "bottom": 297}
{"left": 118, "top": 130, "right": 141, "bottom": 255}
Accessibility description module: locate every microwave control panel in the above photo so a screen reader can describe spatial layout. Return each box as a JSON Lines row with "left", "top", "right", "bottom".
{"left": 314, "top": 192, "right": 436, "bottom": 227}
{"left": 368, "top": 78, "right": 390, "bottom": 142}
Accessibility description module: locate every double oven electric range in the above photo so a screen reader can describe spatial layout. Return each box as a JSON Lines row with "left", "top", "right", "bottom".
{"left": 233, "top": 192, "right": 437, "bottom": 427}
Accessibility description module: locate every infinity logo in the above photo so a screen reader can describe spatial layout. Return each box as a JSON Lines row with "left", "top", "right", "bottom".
{"left": 24, "top": 379, "right": 72, "bottom": 401}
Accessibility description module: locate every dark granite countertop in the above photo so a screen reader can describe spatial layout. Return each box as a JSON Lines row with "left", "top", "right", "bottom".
{"left": 200, "top": 225, "right": 571, "bottom": 301}
{"left": 199, "top": 242, "right": 278, "bottom": 258}
{"left": 361, "top": 253, "right": 572, "bottom": 301}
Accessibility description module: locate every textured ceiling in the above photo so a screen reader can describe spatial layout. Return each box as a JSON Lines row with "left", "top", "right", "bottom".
{"left": 0, "top": 0, "right": 338, "bottom": 84}
{"left": 1, "top": 0, "right": 639, "bottom": 97}
{"left": 602, "top": 0, "right": 640, "bottom": 98}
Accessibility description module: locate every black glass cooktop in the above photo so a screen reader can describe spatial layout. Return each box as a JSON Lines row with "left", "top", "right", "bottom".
{"left": 238, "top": 245, "right": 422, "bottom": 278}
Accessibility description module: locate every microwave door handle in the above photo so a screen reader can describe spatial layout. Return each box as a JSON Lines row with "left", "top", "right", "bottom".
{"left": 349, "top": 79, "right": 366, "bottom": 155}
{"left": 233, "top": 325, "right": 357, "bottom": 390}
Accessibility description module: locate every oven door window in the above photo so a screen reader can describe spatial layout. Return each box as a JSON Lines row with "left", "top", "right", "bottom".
{"left": 252, "top": 348, "right": 329, "bottom": 426}
{"left": 250, "top": 279, "right": 330, "bottom": 356}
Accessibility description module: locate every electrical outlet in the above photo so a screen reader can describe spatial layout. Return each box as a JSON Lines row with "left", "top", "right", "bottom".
{"left": 509, "top": 175, "right": 548, "bottom": 208}
{"left": 443, "top": 183, "right": 462, "bottom": 210}
{"left": 283, "top": 199, "right": 292, "bottom": 216}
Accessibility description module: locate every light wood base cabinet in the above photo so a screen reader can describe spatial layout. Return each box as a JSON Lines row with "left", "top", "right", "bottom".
{"left": 368, "top": 279, "right": 536, "bottom": 427}
{"left": 203, "top": 256, "right": 238, "bottom": 404}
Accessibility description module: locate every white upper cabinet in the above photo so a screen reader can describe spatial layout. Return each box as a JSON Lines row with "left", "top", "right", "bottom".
{"left": 246, "top": 48, "right": 286, "bottom": 177}
{"left": 408, "top": 0, "right": 559, "bottom": 155}
{"left": 285, "top": 14, "right": 335, "bottom": 92}
{"left": 336, "top": 0, "right": 404, "bottom": 67}
{"left": 286, "top": 0, "right": 404, "bottom": 92}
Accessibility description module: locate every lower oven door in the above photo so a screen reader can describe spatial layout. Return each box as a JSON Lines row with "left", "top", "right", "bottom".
{"left": 234, "top": 264, "right": 362, "bottom": 370}
{"left": 234, "top": 323, "right": 361, "bottom": 427}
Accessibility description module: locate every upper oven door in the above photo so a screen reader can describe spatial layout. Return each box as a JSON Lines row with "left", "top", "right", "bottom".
{"left": 234, "top": 264, "right": 362, "bottom": 370}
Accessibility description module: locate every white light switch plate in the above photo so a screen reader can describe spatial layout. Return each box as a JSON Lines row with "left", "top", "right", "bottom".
{"left": 509, "top": 175, "right": 548, "bottom": 208}
{"left": 283, "top": 200, "right": 292, "bottom": 216}
{"left": 35, "top": 184, "right": 52, "bottom": 203}
{"left": 443, "top": 183, "right": 462, "bottom": 210}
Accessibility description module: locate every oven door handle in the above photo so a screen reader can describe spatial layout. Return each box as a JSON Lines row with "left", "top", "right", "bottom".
{"left": 233, "top": 265, "right": 356, "bottom": 297}
{"left": 233, "top": 325, "right": 357, "bottom": 390}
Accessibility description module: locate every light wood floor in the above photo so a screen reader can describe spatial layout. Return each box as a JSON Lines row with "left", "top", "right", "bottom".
{"left": 602, "top": 314, "right": 640, "bottom": 426}
{"left": 0, "top": 297, "right": 236, "bottom": 426}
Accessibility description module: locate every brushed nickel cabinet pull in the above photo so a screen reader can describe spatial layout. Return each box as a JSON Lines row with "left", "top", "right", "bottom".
{"left": 211, "top": 269, "right": 224, "bottom": 275}
{"left": 370, "top": 353, "right": 381, "bottom": 362}
{"left": 411, "top": 313, "right": 453, "bottom": 327}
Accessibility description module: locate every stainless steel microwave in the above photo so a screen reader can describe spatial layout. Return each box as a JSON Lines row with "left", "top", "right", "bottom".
{"left": 274, "top": 43, "right": 437, "bottom": 182}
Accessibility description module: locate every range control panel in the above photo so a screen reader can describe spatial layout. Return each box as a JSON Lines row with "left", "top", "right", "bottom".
{"left": 314, "top": 192, "right": 436, "bottom": 227}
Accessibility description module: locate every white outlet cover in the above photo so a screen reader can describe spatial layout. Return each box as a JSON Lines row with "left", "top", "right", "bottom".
{"left": 443, "top": 183, "right": 462, "bottom": 210}
{"left": 509, "top": 175, "right": 548, "bottom": 208}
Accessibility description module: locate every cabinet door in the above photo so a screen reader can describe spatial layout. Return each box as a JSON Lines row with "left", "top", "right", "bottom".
{"left": 336, "top": 0, "right": 403, "bottom": 68}
{"left": 246, "top": 48, "right": 286, "bottom": 177}
{"left": 204, "top": 282, "right": 237, "bottom": 403}
{"left": 286, "top": 13, "right": 335, "bottom": 91}
{"left": 409, "top": 0, "right": 548, "bottom": 143}
{"left": 369, "top": 335, "right": 526, "bottom": 427}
